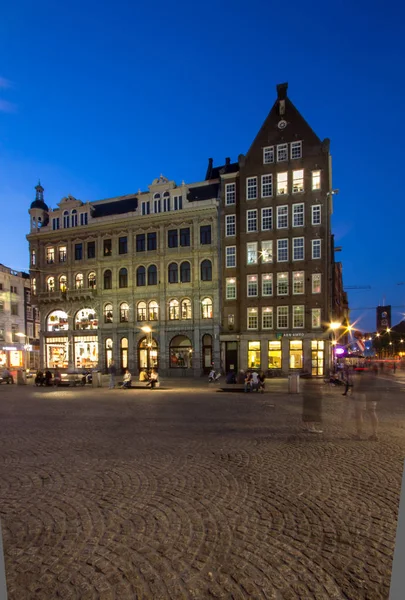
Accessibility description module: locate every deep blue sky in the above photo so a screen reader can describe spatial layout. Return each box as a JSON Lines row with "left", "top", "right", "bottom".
{"left": 1, "top": 0, "right": 404, "bottom": 331}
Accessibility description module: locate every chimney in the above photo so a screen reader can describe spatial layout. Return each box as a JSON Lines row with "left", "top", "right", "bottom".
{"left": 225, "top": 157, "right": 230, "bottom": 166}
{"left": 276, "top": 82, "right": 288, "bottom": 100}
{"left": 205, "top": 157, "right": 214, "bottom": 180}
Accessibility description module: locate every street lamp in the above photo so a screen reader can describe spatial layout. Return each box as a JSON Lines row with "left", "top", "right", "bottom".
{"left": 141, "top": 326, "right": 152, "bottom": 371}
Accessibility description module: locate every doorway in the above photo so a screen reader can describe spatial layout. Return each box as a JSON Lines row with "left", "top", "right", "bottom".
{"left": 225, "top": 341, "right": 238, "bottom": 373}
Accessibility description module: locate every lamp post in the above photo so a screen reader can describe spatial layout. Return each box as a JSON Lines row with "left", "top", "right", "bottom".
{"left": 15, "top": 332, "right": 30, "bottom": 371}
{"left": 141, "top": 326, "right": 152, "bottom": 372}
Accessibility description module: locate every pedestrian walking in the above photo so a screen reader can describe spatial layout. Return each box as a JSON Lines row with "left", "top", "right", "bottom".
{"left": 302, "top": 381, "right": 323, "bottom": 433}
{"left": 108, "top": 360, "right": 117, "bottom": 389}
{"left": 342, "top": 364, "right": 353, "bottom": 396}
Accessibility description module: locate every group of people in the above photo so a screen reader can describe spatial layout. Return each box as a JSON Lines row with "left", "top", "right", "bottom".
{"left": 108, "top": 361, "right": 159, "bottom": 389}
{"left": 244, "top": 370, "right": 266, "bottom": 393}
{"left": 35, "top": 369, "right": 61, "bottom": 386}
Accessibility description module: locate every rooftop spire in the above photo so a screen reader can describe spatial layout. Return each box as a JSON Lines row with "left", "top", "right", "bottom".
{"left": 35, "top": 180, "right": 44, "bottom": 201}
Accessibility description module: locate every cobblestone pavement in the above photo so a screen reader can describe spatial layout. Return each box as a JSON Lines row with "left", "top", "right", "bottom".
{"left": 1, "top": 379, "right": 405, "bottom": 600}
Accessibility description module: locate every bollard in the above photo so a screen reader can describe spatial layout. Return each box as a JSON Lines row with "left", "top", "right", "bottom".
{"left": 92, "top": 370, "right": 102, "bottom": 387}
{"left": 16, "top": 370, "right": 27, "bottom": 385}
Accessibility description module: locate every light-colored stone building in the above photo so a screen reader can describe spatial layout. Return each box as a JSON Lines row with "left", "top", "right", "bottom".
{"left": 27, "top": 177, "right": 220, "bottom": 377}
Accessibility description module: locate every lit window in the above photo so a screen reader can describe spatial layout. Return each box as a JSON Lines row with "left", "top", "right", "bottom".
{"left": 312, "top": 170, "right": 321, "bottom": 190}
{"left": 277, "top": 272, "right": 289, "bottom": 296}
{"left": 293, "top": 203, "right": 304, "bottom": 227}
{"left": 226, "top": 215, "right": 236, "bottom": 236}
{"left": 262, "top": 274, "right": 273, "bottom": 296}
{"left": 261, "top": 174, "right": 273, "bottom": 198}
{"left": 47, "top": 277, "right": 55, "bottom": 292}
{"left": 312, "top": 308, "right": 321, "bottom": 328}
{"left": 312, "top": 239, "right": 321, "bottom": 259}
{"left": 169, "top": 299, "right": 180, "bottom": 320}
{"left": 312, "top": 273, "right": 321, "bottom": 294}
{"left": 225, "top": 183, "right": 236, "bottom": 205}
{"left": 88, "top": 272, "right": 96, "bottom": 289}
{"left": 293, "top": 237, "right": 304, "bottom": 261}
{"left": 31, "top": 250, "right": 36, "bottom": 266}
{"left": 120, "top": 302, "right": 129, "bottom": 322}
{"left": 262, "top": 307, "right": 273, "bottom": 329}
{"left": 247, "top": 242, "right": 258, "bottom": 265}
{"left": 75, "top": 273, "right": 84, "bottom": 289}
{"left": 59, "top": 275, "right": 67, "bottom": 292}
{"left": 149, "top": 301, "right": 159, "bottom": 321}
{"left": 248, "top": 340, "right": 260, "bottom": 368}
{"left": 246, "top": 177, "right": 257, "bottom": 200}
{"left": 277, "top": 205, "right": 288, "bottom": 229}
{"left": 293, "top": 305, "right": 305, "bottom": 328}
{"left": 181, "top": 299, "right": 192, "bottom": 319}
{"left": 247, "top": 308, "right": 258, "bottom": 330}
{"left": 247, "top": 275, "right": 258, "bottom": 297}
{"left": 261, "top": 240, "right": 273, "bottom": 263}
{"left": 46, "top": 247, "right": 55, "bottom": 264}
{"left": 247, "top": 209, "right": 258, "bottom": 232}
{"left": 263, "top": 146, "right": 274, "bottom": 164}
{"left": 201, "top": 297, "right": 213, "bottom": 319}
{"left": 268, "top": 341, "right": 282, "bottom": 369}
{"left": 293, "top": 170, "right": 304, "bottom": 193}
{"left": 277, "top": 144, "right": 288, "bottom": 162}
{"left": 290, "top": 340, "right": 303, "bottom": 369}
{"left": 226, "top": 246, "right": 236, "bottom": 268}
{"left": 261, "top": 207, "right": 272, "bottom": 231}
{"left": 59, "top": 246, "right": 67, "bottom": 262}
{"left": 277, "top": 172, "right": 288, "bottom": 195}
{"left": 226, "top": 278, "right": 237, "bottom": 300}
{"left": 291, "top": 141, "right": 302, "bottom": 160}
{"left": 137, "top": 301, "right": 147, "bottom": 321}
{"left": 293, "top": 271, "right": 305, "bottom": 294}
{"left": 277, "top": 239, "right": 288, "bottom": 262}
{"left": 31, "top": 278, "right": 37, "bottom": 295}
{"left": 277, "top": 306, "right": 288, "bottom": 329}
{"left": 312, "top": 205, "right": 321, "bottom": 225}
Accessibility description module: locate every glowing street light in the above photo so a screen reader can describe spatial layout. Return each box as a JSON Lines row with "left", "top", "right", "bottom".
{"left": 330, "top": 322, "right": 341, "bottom": 330}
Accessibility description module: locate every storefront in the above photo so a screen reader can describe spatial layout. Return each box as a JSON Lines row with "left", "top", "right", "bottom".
{"left": 74, "top": 308, "right": 98, "bottom": 331}
{"left": 47, "top": 310, "right": 69, "bottom": 332}
{"left": 169, "top": 335, "right": 192, "bottom": 369}
{"left": 74, "top": 335, "right": 98, "bottom": 369}
{"left": 268, "top": 341, "right": 282, "bottom": 369}
{"left": 45, "top": 337, "right": 69, "bottom": 369}
{"left": 0, "top": 346, "right": 23, "bottom": 368}
{"left": 311, "top": 340, "right": 324, "bottom": 376}
{"left": 248, "top": 341, "right": 261, "bottom": 369}
{"left": 138, "top": 337, "right": 159, "bottom": 372}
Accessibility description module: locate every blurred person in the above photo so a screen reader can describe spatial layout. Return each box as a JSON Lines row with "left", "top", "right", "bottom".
{"left": 258, "top": 371, "right": 266, "bottom": 393}
{"left": 251, "top": 370, "right": 260, "bottom": 392}
{"left": 302, "top": 380, "right": 323, "bottom": 433}
{"left": 244, "top": 370, "right": 252, "bottom": 393}
{"left": 226, "top": 370, "right": 236, "bottom": 384}
{"left": 342, "top": 364, "right": 353, "bottom": 396}
{"left": 352, "top": 366, "right": 379, "bottom": 440}
{"left": 108, "top": 360, "right": 117, "bottom": 389}
{"left": 121, "top": 369, "right": 132, "bottom": 389}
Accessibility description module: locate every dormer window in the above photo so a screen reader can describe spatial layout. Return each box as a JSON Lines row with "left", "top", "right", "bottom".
{"left": 71, "top": 209, "right": 78, "bottom": 227}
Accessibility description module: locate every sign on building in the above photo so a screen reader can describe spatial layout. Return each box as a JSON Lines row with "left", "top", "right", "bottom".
{"left": 376, "top": 305, "right": 391, "bottom": 332}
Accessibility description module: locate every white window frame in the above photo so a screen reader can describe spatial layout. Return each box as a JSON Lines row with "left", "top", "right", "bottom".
{"left": 247, "top": 242, "right": 258, "bottom": 265}
{"left": 262, "top": 274, "right": 273, "bottom": 297}
{"left": 276, "top": 205, "right": 288, "bottom": 229}
{"left": 311, "top": 204, "right": 321, "bottom": 225}
{"left": 225, "top": 183, "right": 236, "bottom": 205}
{"left": 247, "top": 308, "right": 259, "bottom": 330}
{"left": 277, "top": 143, "right": 288, "bottom": 162}
{"left": 312, "top": 170, "right": 321, "bottom": 191}
{"left": 293, "top": 305, "right": 305, "bottom": 329}
{"left": 225, "top": 246, "right": 236, "bottom": 268}
{"left": 277, "top": 172, "right": 288, "bottom": 195}
{"left": 277, "top": 272, "right": 289, "bottom": 296}
{"left": 246, "top": 177, "right": 257, "bottom": 200}
{"left": 246, "top": 209, "right": 258, "bottom": 232}
{"left": 262, "top": 307, "right": 273, "bottom": 330}
{"left": 291, "top": 141, "right": 302, "bottom": 160}
{"left": 293, "top": 271, "right": 305, "bottom": 295}
{"left": 292, "top": 203, "right": 304, "bottom": 227}
{"left": 226, "top": 278, "right": 237, "bottom": 300}
{"left": 312, "top": 239, "right": 321, "bottom": 259}
{"left": 261, "top": 240, "right": 273, "bottom": 263}
{"left": 225, "top": 215, "right": 236, "bottom": 237}
{"left": 247, "top": 275, "right": 258, "bottom": 298}
{"left": 263, "top": 146, "right": 274, "bottom": 164}
{"left": 293, "top": 237, "right": 304, "bottom": 261}
{"left": 312, "top": 273, "right": 321, "bottom": 294}
{"left": 277, "top": 306, "right": 289, "bottom": 329}
{"left": 261, "top": 207, "right": 272, "bottom": 231}
{"left": 261, "top": 174, "right": 273, "bottom": 198}
{"left": 277, "top": 239, "right": 288, "bottom": 262}
{"left": 311, "top": 308, "right": 321, "bottom": 329}
{"left": 292, "top": 169, "right": 304, "bottom": 193}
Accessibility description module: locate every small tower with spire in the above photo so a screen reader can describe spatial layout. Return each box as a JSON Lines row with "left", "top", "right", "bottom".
{"left": 29, "top": 180, "right": 49, "bottom": 231}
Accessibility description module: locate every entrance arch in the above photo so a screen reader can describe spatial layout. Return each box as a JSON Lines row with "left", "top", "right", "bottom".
{"left": 169, "top": 335, "right": 192, "bottom": 369}
{"left": 138, "top": 337, "right": 158, "bottom": 373}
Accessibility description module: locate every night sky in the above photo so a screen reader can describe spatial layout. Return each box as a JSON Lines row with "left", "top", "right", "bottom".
{"left": 1, "top": 0, "right": 404, "bottom": 331}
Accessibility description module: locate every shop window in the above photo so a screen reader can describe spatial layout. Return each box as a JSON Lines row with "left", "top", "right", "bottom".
{"left": 290, "top": 340, "right": 303, "bottom": 369}
{"left": 139, "top": 337, "right": 159, "bottom": 371}
{"left": 169, "top": 299, "right": 180, "bottom": 320}
{"left": 75, "top": 273, "right": 84, "bottom": 289}
{"left": 47, "top": 277, "right": 55, "bottom": 292}
{"left": 148, "top": 265, "right": 157, "bottom": 285}
{"left": 201, "top": 297, "right": 213, "bottom": 319}
{"left": 137, "top": 301, "right": 147, "bottom": 321}
{"left": 181, "top": 299, "right": 192, "bottom": 319}
{"left": 170, "top": 335, "right": 192, "bottom": 368}
{"left": 88, "top": 272, "right": 96, "bottom": 289}
{"left": 104, "top": 269, "right": 112, "bottom": 290}
{"left": 46, "top": 337, "right": 69, "bottom": 369}
{"left": 311, "top": 340, "right": 324, "bottom": 376}
{"left": 59, "top": 275, "right": 67, "bottom": 292}
{"left": 105, "top": 338, "right": 113, "bottom": 368}
{"left": 248, "top": 341, "right": 261, "bottom": 369}
{"left": 202, "top": 334, "right": 213, "bottom": 370}
{"left": 149, "top": 301, "right": 159, "bottom": 321}
{"left": 104, "top": 303, "right": 113, "bottom": 323}
{"left": 120, "top": 338, "right": 128, "bottom": 370}
{"left": 168, "top": 263, "right": 178, "bottom": 284}
{"left": 47, "top": 310, "right": 69, "bottom": 332}
{"left": 74, "top": 308, "right": 98, "bottom": 331}
{"left": 268, "top": 341, "right": 282, "bottom": 369}
{"left": 120, "top": 302, "right": 129, "bottom": 323}
{"left": 180, "top": 261, "right": 191, "bottom": 283}
{"left": 74, "top": 335, "right": 98, "bottom": 369}
{"left": 119, "top": 268, "right": 128, "bottom": 288}
{"left": 103, "top": 239, "right": 112, "bottom": 256}
{"left": 201, "top": 260, "right": 212, "bottom": 281}
{"left": 137, "top": 266, "right": 146, "bottom": 287}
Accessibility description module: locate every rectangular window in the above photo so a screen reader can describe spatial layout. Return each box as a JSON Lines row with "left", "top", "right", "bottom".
{"left": 226, "top": 215, "right": 236, "bottom": 237}
{"left": 291, "top": 141, "right": 302, "bottom": 160}
{"left": 261, "top": 240, "right": 273, "bottom": 263}
{"left": 312, "top": 273, "right": 321, "bottom": 294}
{"left": 293, "top": 203, "right": 304, "bottom": 227}
{"left": 163, "top": 196, "right": 171, "bottom": 212}
{"left": 228, "top": 314, "right": 235, "bottom": 329}
{"left": 225, "top": 183, "right": 236, "bottom": 205}
{"left": 262, "top": 307, "right": 273, "bottom": 329}
{"left": 75, "top": 244, "right": 83, "bottom": 261}
{"left": 268, "top": 341, "right": 282, "bottom": 369}
{"left": 261, "top": 207, "right": 272, "bottom": 231}
{"left": 154, "top": 199, "right": 161, "bottom": 213}
{"left": 134, "top": 234, "right": 145, "bottom": 252}
{"left": 277, "top": 143, "right": 288, "bottom": 162}
{"left": 312, "top": 170, "right": 321, "bottom": 190}
{"left": 85, "top": 242, "right": 94, "bottom": 259}
{"left": 247, "top": 209, "right": 258, "bottom": 232}
{"left": 277, "top": 272, "right": 289, "bottom": 296}
{"left": 247, "top": 308, "right": 258, "bottom": 330}
{"left": 262, "top": 274, "right": 273, "bottom": 296}
{"left": 173, "top": 195, "right": 183, "bottom": 210}
{"left": 277, "top": 172, "right": 288, "bottom": 195}
{"left": 290, "top": 340, "right": 303, "bottom": 369}
{"left": 226, "top": 277, "right": 237, "bottom": 300}
{"left": 312, "top": 204, "right": 321, "bottom": 225}
{"left": 293, "top": 169, "right": 304, "bottom": 193}
{"left": 168, "top": 230, "right": 178, "bottom": 248}
{"left": 293, "top": 271, "right": 305, "bottom": 294}
{"left": 293, "top": 305, "right": 305, "bottom": 328}
{"left": 312, "top": 239, "right": 321, "bottom": 259}
{"left": 277, "top": 205, "right": 288, "bottom": 229}
{"left": 247, "top": 275, "right": 258, "bottom": 297}
{"left": 226, "top": 246, "right": 236, "bottom": 268}
{"left": 119, "top": 236, "right": 128, "bottom": 255}
{"left": 80, "top": 213, "right": 88, "bottom": 226}
{"left": 180, "top": 228, "right": 190, "bottom": 247}
{"left": 277, "top": 239, "right": 288, "bottom": 262}
{"left": 200, "top": 225, "right": 211, "bottom": 245}
{"left": 293, "top": 237, "right": 304, "bottom": 261}
{"left": 263, "top": 146, "right": 274, "bottom": 164}
{"left": 277, "top": 306, "right": 288, "bottom": 329}
{"left": 261, "top": 174, "right": 273, "bottom": 198}
{"left": 11, "top": 303, "right": 18, "bottom": 316}
{"left": 52, "top": 218, "right": 60, "bottom": 230}
{"left": 46, "top": 247, "right": 55, "bottom": 264}
{"left": 103, "top": 239, "right": 112, "bottom": 256}
{"left": 141, "top": 201, "right": 150, "bottom": 215}
{"left": 312, "top": 308, "right": 321, "bottom": 328}
{"left": 248, "top": 340, "right": 261, "bottom": 368}
{"left": 247, "top": 242, "right": 258, "bottom": 265}
{"left": 147, "top": 232, "right": 157, "bottom": 251}
{"left": 246, "top": 177, "right": 257, "bottom": 200}
{"left": 10, "top": 286, "right": 17, "bottom": 294}
{"left": 58, "top": 246, "right": 67, "bottom": 262}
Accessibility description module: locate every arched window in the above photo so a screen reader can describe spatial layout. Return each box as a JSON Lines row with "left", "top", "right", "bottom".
{"left": 31, "top": 278, "right": 37, "bottom": 295}
{"left": 149, "top": 301, "right": 159, "bottom": 321}
{"left": 120, "top": 302, "right": 129, "bottom": 323}
{"left": 120, "top": 337, "right": 128, "bottom": 370}
{"left": 63, "top": 211, "right": 69, "bottom": 228}
{"left": 168, "top": 262, "right": 178, "bottom": 284}
{"left": 71, "top": 209, "right": 78, "bottom": 227}
{"left": 154, "top": 193, "right": 161, "bottom": 213}
{"left": 181, "top": 299, "right": 192, "bottom": 319}
{"left": 169, "top": 335, "right": 192, "bottom": 369}
{"left": 104, "top": 269, "right": 112, "bottom": 290}
{"left": 47, "top": 276, "right": 55, "bottom": 292}
{"left": 180, "top": 261, "right": 191, "bottom": 283}
{"left": 75, "top": 273, "right": 84, "bottom": 289}
{"left": 119, "top": 268, "right": 128, "bottom": 288}
{"left": 105, "top": 338, "right": 113, "bottom": 368}
{"left": 163, "top": 191, "right": 170, "bottom": 212}
{"left": 148, "top": 264, "right": 157, "bottom": 286}
{"left": 47, "top": 310, "right": 68, "bottom": 332}
{"left": 137, "top": 301, "right": 147, "bottom": 321}
{"left": 59, "top": 275, "right": 67, "bottom": 292}
{"left": 75, "top": 308, "right": 98, "bottom": 330}
{"left": 137, "top": 266, "right": 146, "bottom": 287}
{"left": 104, "top": 303, "right": 113, "bottom": 323}
{"left": 169, "top": 299, "right": 179, "bottom": 320}
{"left": 88, "top": 272, "right": 96, "bottom": 289}
{"left": 201, "top": 259, "right": 212, "bottom": 281}
{"left": 202, "top": 297, "right": 213, "bottom": 319}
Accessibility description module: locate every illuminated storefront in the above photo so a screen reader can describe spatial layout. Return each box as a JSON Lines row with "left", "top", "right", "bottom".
{"left": 74, "top": 308, "right": 98, "bottom": 331}
{"left": 139, "top": 337, "right": 159, "bottom": 371}
{"left": 268, "top": 341, "right": 282, "bottom": 369}
{"left": 74, "top": 335, "right": 98, "bottom": 369}
{"left": 169, "top": 335, "right": 191, "bottom": 369}
{"left": 248, "top": 341, "right": 261, "bottom": 369}
{"left": 46, "top": 337, "right": 69, "bottom": 369}
{"left": 311, "top": 340, "right": 324, "bottom": 376}
{"left": 289, "top": 340, "right": 303, "bottom": 369}
{"left": 47, "top": 310, "right": 68, "bottom": 332}
{"left": 0, "top": 346, "right": 23, "bottom": 368}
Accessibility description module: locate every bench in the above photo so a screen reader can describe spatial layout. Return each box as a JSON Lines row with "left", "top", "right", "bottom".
{"left": 218, "top": 384, "right": 262, "bottom": 393}
{"left": 119, "top": 380, "right": 160, "bottom": 389}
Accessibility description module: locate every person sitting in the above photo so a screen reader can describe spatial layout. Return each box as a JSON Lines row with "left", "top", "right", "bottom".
{"left": 146, "top": 369, "right": 159, "bottom": 389}
{"left": 35, "top": 370, "right": 45, "bottom": 386}
{"left": 139, "top": 370, "right": 148, "bottom": 382}
{"left": 225, "top": 370, "right": 236, "bottom": 384}
{"left": 251, "top": 370, "right": 260, "bottom": 392}
{"left": 244, "top": 371, "right": 252, "bottom": 392}
{"left": 45, "top": 370, "right": 53, "bottom": 386}
{"left": 121, "top": 369, "right": 132, "bottom": 389}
